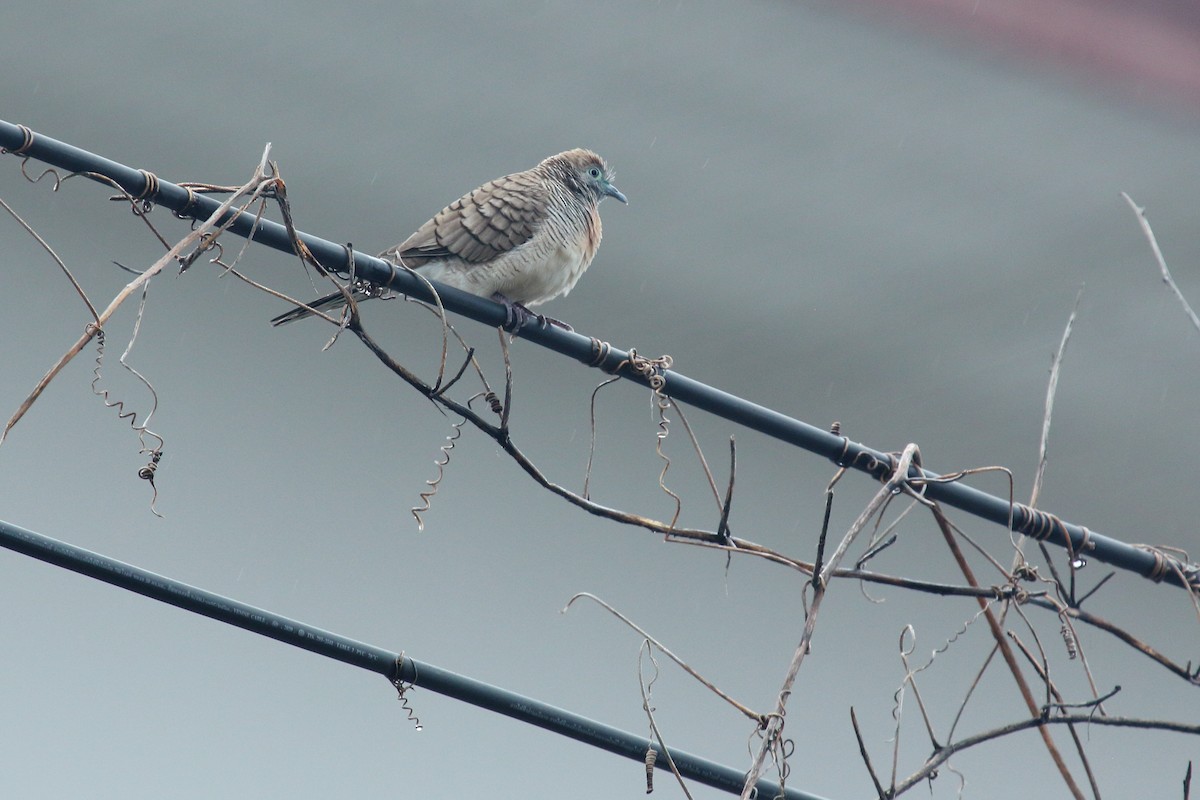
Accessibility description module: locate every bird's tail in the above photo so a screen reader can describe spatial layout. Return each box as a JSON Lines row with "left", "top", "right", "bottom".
{"left": 270, "top": 288, "right": 375, "bottom": 326}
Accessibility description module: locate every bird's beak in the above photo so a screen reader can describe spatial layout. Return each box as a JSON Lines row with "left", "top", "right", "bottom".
{"left": 604, "top": 182, "right": 628, "bottom": 205}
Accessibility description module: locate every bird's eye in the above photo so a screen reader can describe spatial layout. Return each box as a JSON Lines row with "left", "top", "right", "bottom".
{"left": 588, "top": 167, "right": 602, "bottom": 179}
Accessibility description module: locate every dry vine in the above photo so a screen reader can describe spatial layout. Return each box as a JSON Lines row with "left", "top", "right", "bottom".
{"left": 4, "top": 145, "right": 1198, "bottom": 799}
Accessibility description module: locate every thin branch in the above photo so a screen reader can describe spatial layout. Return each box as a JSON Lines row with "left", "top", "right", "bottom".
{"left": 1030, "top": 286, "right": 1084, "bottom": 509}
{"left": 1121, "top": 192, "right": 1200, "bottom": 336}
{"left": 850, "top": 707, "right": 886, "bottom": 799}
{"left": 740, "top": 444, "right": 921, "bottom": 800}
{"left": 892, "top": 714, "right": 1200, "bottom": 796}
{"left": 945, "top": 642, "right": 1001, "bottom": 746}
{"left": 2, "top": 147, "right": 276, "bottom": 446}
{"left": 0, "top": 195, "right": 99, "bottom": 321}
{"left": 564, "top": 592, "right": 762, "bottom": 724}
{"left": 931, "top": 504, "right": 1086, "bottom": 799}
{"left": 1007, "top": 629, "right": 1103, "bottom": 799}
{"left": 498, "top": 328, "right": 513, "bottom": 432}
{"left": 638, "top": 641, "right": 695, "bottom": 800}
{"left": 583, "top": 375, "right": 621, "bottom": 499}
{"left": 716, "top": 436, "right": 735, "bottom": 542}
{"left": 670, "top": 399, "right": 724, "bottom": 513}
{"left": 1054, "top": 602, "right": 1200, "bottom": 686}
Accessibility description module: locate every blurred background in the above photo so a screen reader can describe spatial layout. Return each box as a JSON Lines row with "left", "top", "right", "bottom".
{"left": 2, "top": 2, "right": 1198, "bottom": 797}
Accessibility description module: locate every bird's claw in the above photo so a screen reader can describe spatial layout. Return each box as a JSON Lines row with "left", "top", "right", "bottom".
{"left": 492, "top": 294, "right": 527, "bottom": 332}
{"left": 491, "top": 294, "right": 572, "bottom": 333}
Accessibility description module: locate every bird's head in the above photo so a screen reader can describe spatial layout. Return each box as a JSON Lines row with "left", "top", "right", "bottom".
{"left": 551, "top": 149, "right": 628, "bottom": 206}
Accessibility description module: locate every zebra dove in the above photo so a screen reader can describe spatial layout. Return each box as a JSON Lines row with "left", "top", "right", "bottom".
{"left": 270, "top": 149, "right": 626, "bottom": 329}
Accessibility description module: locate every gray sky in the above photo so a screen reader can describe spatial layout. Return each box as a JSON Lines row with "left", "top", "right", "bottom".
{"left": 2, "top": 2, "right": 1198, "bottom": 798}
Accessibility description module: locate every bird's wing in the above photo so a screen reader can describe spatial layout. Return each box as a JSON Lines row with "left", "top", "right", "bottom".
{"left": 379, "top": 171, "right": 549, "bottom": 266}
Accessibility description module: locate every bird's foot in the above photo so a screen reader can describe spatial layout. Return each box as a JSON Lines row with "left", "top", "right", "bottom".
{"left": 490, "top": 294, "right": 573, "bottom": 333}
{"left": 491, "top": 293, "right": 529, "bottom": 332}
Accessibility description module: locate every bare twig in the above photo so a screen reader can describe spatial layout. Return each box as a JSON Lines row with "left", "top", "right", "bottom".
{"left": 1007, "top": 629, "right": 1103, "bottom": 799}
{"left": 850, "top": 707, "right": 886, "bottom": 799}
{"left": 812, "top": 468, "right": 839, "bottom": 587}
{"left": 893, "top": 714, "right": 1200, "bottom": 795}
{"left": 637, "top": 641, "right": 694, "bottom": 800}
{"left": 1030, "top": 286, "right": 1084, "bottom": 510}
{"left": 931, "top": 505, "right": 1086, "bottom": 799}
{"left": 563, "top": 592, "right": 762, "bottom": 723}
{"left": 498, "top": 328, "right": 513, "bottom": 432}
{"left": 2, "top": 146, "right": 276, "bottom": 446}
{"left": 740, "top": 444, "right": 921, "bottom": 799}
{"left": 1040, "top": 598, "right": 1200, "bottom": 686}
{"left": 1121, "top": 192, "right": 1200, "bottom": 336}
{"left": 583, "top": 375, "right": 621, "bottom": 499}
{"left": 716, "top": 436, "right": 735, "bottom": 542}
{"left": 901, "top": 605, "right": 996, "bottom": 753}
{"left": 945, "top": 642, "right": 1001, "bottom": 747}
{"left": 0, "top": 195, "right": 99, "bottom": 321}
{"left": 669, "top": 399, "right": 723, "bottom": 513}
{"left": 895, "top": 626, "right": 936, "bottom": 753}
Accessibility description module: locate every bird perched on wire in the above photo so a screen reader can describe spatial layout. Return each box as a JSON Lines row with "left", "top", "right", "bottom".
{"left": 270, "top": 149, "right": 627, "bottom": 330}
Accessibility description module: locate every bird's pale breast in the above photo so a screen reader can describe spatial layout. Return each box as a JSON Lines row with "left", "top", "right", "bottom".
{"left": 414, "top": 231, "right": 592, "bottom": 307}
